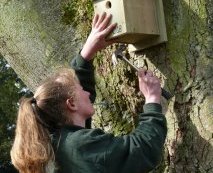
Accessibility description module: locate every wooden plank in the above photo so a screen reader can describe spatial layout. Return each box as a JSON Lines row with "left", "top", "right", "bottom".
{"left": 124, "top": 0, "right": 159, "bottom": 35}
{"left": 128, "top": 0, "right": 168, "bottom": 51}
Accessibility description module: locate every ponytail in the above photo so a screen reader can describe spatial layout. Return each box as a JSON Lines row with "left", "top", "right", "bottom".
{"left": 11, "top": 97, "right": 55, "bottom": 173}
{"left": 11, "top": 68, "right": 78, "bottom": 173}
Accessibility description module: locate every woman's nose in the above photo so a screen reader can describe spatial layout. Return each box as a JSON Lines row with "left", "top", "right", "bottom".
{"left": 86, "top": 91, "right": 90, "bottom": 96}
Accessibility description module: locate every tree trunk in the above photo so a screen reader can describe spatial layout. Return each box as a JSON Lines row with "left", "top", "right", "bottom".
{"left": 0, "top": 0, "right": 212, "bottom": 172}
{"left": 0, "top": 0, "right": 81, "bottom": 92}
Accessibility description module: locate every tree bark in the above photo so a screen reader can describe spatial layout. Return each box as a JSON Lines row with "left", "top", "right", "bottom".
{"left": 0, "top": 0, "right": 81, "bottom": 92}
{"left": 0, "top": 0, "right": 212, "bottom": 172}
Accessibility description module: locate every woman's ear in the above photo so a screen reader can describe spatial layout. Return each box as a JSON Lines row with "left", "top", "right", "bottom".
{"left": 66, "top": 98, "right": 77, "bottom": 111}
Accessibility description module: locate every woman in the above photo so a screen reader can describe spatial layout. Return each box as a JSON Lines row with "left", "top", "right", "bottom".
{"left": 11, "top": 13, "right": 167, "bottom": 173}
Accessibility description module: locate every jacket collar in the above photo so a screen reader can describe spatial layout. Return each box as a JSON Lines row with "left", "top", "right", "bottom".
{"left": 62, "top": 124, "right": 85, "bottom": 131}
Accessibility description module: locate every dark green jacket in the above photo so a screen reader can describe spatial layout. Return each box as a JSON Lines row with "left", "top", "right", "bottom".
{"left": 54, "top": 55, "right": 167, "bottom": 173}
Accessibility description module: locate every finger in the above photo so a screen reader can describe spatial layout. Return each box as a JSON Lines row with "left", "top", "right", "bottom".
{"left": 143, "top": 76, "right": 149, "bottom": 83}
{"left": 92, "top": 14, "right": 99, "bottom": 28}
{"left": 149, "top": 76, "right": 161, "bottom": 85}
{"left": 98, "top": 14, "right": 112, "bottom": 30}
{"left": 138, "top": 68, "right": 146, "bottom": 78}
{"left": 145, "top": 70, "right": 153, "bottom": 77}
{"left": 154, "top": 78, "right": 161, "bottom": 85}
{"left": 100, "top": 23, "right": 117, "bottom": 37}
{"left": 96, "top": 12, "right": 107, "bottom": 27}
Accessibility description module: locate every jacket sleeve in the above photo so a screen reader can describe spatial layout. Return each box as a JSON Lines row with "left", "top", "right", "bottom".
{"left": 105, "top": 103, "right": 167, "bottom": 173}
{"left": 70, "top": 54, "right": 96, "bottom": 103}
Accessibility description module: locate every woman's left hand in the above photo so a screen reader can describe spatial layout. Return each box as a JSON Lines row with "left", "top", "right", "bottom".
{"left": 81, "top": 12, "right": 117, "bottom": 61}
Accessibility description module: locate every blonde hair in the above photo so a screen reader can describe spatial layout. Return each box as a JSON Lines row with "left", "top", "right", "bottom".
{"left": 11, "top": 68, "right": 78, "bottom": 173}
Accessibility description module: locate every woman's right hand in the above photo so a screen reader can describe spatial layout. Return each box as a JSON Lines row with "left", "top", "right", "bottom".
{"left": 138, "top": 69, "right": 161, "bottom": 104}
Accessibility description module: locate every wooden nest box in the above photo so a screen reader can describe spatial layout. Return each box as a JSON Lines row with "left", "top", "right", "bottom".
{"left": 93, "top": 0, "right": 167, "bottom": 51}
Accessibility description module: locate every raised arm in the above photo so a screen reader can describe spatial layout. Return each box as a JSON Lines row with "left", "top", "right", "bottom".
{"left": 71, "top": 12, "right": 116, "bottom": 101}
{"left": 105, "top": 69, "right": 167, "bottom": 172}
{"left": 70, "top": 13, "right": 116, "bottom": 128}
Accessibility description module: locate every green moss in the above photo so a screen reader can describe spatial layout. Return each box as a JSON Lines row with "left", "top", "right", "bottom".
{"left": 167, "top": 20, "right": 191, "bottom": 82}
{"left": 61, "top": 1, "right": 78, "bottom": 26}
{"left": 188, "top": 0, "right": 207, "bottom": 20}
{"left": 61, "top": 0, "right": 93, "bottom": 29}
{"left": 165, "top": 0, "right": 208, "bottom": 97}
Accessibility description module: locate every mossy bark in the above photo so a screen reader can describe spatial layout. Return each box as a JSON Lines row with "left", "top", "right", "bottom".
{"left": 0, "top": 0, "right": 212, "bottom": 172}
{"left": 162, "top": 0, "right": 213, "bottom": 172}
